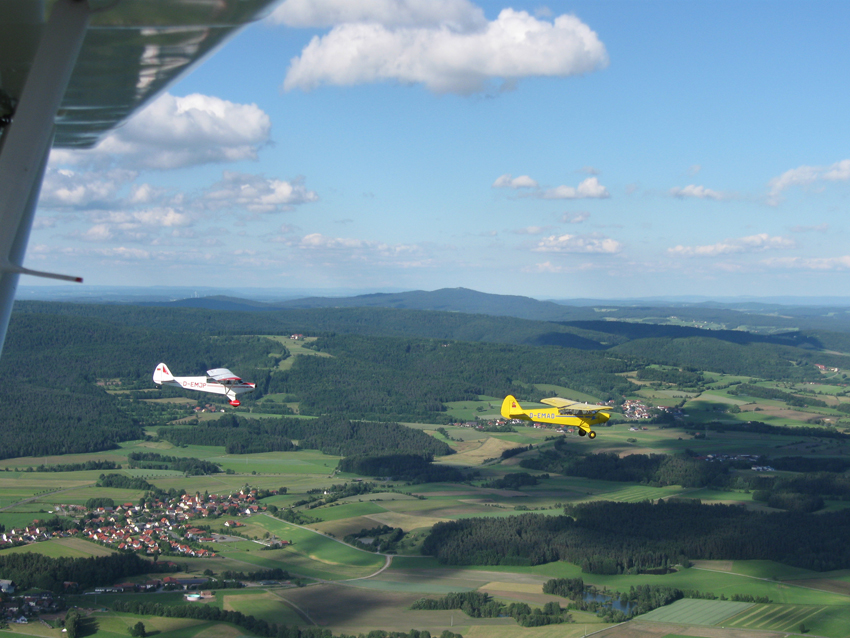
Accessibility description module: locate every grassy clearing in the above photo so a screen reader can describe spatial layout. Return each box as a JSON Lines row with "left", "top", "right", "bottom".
{"left": 306, "top": 500, "right": 387, "bottom": 522}
{"left": 723, "top": 603, "right": 850, "bottom": 637}
{"left": 212, "top": 515, "right": 385, "bottom": 580}
{"left": 221, "top": 589, "right": 303, "bottom": 625}
{"left": 440, "top": 437, "right": 526, "bottom": 466}
{"left": 637, "top": 598, "right": 753, "bottom": 625}
{"left": 0, "top": 537, "right": 114, "bottom": 559}
{"left": 274, "top": 583, "right": 515, "bottom": 632}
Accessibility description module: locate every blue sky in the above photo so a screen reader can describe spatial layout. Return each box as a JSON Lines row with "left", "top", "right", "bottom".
{"left": 30, "top": 0, "right": 850, "bottom": 299}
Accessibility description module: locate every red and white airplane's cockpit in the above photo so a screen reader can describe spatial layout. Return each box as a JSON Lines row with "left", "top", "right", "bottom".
{"left": 153, "top": 363, "right": 256, "bottom": 407}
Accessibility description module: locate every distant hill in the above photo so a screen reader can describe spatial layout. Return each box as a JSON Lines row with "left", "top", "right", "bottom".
{"left": 138, "top": 286, "right": 850, "bottom": 334}
{"left": 271, "top": 287, "right": 591, "bottom": 322}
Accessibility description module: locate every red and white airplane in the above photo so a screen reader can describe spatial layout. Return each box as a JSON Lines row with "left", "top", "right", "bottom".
{"left": 153, "top": 363, "right": 256, "bottom": 407}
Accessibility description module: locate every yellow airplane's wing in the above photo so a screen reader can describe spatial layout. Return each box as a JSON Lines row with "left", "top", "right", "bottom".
{"left": 540, "top": 397, "right": 572, "bottom": 407}
{"left": 540, "top": 397, "right": 612, "bottom": 411}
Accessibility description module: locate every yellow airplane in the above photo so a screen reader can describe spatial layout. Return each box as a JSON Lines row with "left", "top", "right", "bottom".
{"left": 501, "top": 395, "right": 611, "bottom": 439}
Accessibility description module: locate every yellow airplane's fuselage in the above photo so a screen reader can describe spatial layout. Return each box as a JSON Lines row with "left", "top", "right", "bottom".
{"left": 500, "top": 395, "right": 609, "bottom": 438}
{"left": 509, "top": 407, "right": 610, "bottom": 428}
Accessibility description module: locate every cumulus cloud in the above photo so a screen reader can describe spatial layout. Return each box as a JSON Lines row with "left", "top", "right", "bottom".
{"left": 72, "top": 208, "right": 194, "bottom": 243}
{"left": 767, "top": 159, "right": 850, "bottom": 205}
{"left": 287, "top": 232, "right": 432, "bottom": 268}
{"left": 668, "top": 233, "right": 795, "bottom": 257}
{"left": 281, "top": 8, "right": 608, "bottom": 95}
{"left": 202, "top": 172, "right": 319, "bottom": 213}
{"left": 50, "top": 93, "right": 271, "bottom": 170}
{"left": 541, "top": 177, "right": 609, "bottom": 200}
{"left": 493, "top": 173, "right": 539, "bottom": 189}
{"left": 40, "top": 168, "right": 138, "bottom": 208}
{"left": 298, "top": 232, "right": 417, "bottom": 255}
{"left": 669, "top": 184, "right": 728, "bottom": 200}
{"left": 512, "top": 226, "right": 550, "bottom": 235}
{"left": 561, "top": 212, "right": 589, "bottom": 224}
{"left": 532, "top": 232, "right": 621, "bottom": 254}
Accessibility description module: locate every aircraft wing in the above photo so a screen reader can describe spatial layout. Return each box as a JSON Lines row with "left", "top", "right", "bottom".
{"left": 0, "top": 0, "right": 279, "bottom": 357}
{"left": 1, "top": 0, "right": 279, "bottom": 150}
{"left": 540, "top": 397, "right": 611, "bottom": 411}
{"left": 207, "top": 368, "right": 241, "bottom": 382}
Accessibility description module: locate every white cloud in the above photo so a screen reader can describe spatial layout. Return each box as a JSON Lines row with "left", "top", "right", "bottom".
{"left": 767, "top": 159, "right": 850, "bottom": 204}
{"left": 688, "top": 164, "right": 702, "bottom": 176}
{"left": 512, "top": 226, "right": 550, "bottom": 235}
{"left": 524, "top": 260, "right": 596, "bottom": 273}
{"left": 533, "top": 233, "right": 621, "bottom": 253}
{"left": 762, "top": 256, "right": 850, "bottom": 270}
{"left": 39, "top": 168, "right": 138, "bottom": 208}
{"left": 561, "top": 211, "right": 589, "bottom": 224}
{"left": 282, "top": 8, "right": 608, "bottom": 95}
{"left": 541, "top": 177, "right": 609, "bottom": 200}
{"left": 669, "top": 184, "right": 727, "bottom": 200}
{"left": 668, "top": 233, "right": 795, "bottom": 257}
{"left": 202, "top": 172, "right": 319, "bottom": 213}
{"left": 290, "top": 233, "right": 431, "bottom": 268}
{"left": 50, "top": 93, "right": 271, "bottom": 170}
{"left": 493, "top": 174, "right": 538, "bottom": 189}
{"left": 271, "top": 0, "right": 485, "bottom": 30}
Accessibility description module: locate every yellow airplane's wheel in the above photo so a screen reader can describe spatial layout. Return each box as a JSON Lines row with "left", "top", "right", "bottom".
{"left": 588, "top": 431, "right": 596, "bottom": 439}
{"left": 578, "top": 429, "right": 586, "bottom": 436}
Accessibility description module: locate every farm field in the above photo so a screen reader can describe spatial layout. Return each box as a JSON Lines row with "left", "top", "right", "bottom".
{"left": 637, "top": 599, "right": 754, "bottom": 625}
{"left": 723, "top": 603, "right": 850, "bottom": 637}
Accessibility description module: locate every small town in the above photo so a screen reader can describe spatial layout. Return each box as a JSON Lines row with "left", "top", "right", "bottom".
{"left": 0, "top": 486, "right": 277, "bottom": 556}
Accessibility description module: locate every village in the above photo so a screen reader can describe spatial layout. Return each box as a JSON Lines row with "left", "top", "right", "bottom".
{"left": 0, "top": 486, "right": 279, "bottom": 558}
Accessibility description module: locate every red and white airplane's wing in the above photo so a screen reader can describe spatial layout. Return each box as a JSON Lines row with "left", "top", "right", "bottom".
{"left": 0, "top": 0, "right": 278, "bottom": 356}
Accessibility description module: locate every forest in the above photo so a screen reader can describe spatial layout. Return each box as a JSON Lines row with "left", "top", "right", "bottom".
{"left": 158, "top": 415, "right": 453, "bottom": 458}
{"left": 422, "top": 501, "right": 850, "bottom": 573}
{"left": 127, "top": 452, "right": 221, "bottom": 475}
{"left": 3, "top": 302, "right": 850, "bottom": 457}
{"left": 520, "top": 439, "right": 728, "bottom": 488}
{"left": 337, "top": 453, "right": 466, "bottom": 482}
{"left": 0, "top": 551, "right": 169, "bottom": 592}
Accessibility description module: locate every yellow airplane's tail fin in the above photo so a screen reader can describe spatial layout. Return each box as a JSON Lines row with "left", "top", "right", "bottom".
{"left": 501, "top": 395, "right": 525, "bottom": 419}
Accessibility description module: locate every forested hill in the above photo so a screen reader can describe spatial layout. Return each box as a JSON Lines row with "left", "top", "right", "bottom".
{"left": 15, "top": 301, "right": 850, "bottom": 356}
{"left": 125, "top": 287, "right": 850, "bottom": 334}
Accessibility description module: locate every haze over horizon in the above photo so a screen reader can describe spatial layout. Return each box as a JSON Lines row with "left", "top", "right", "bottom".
{"left": 27, "top": 0, "right": 850, "bottom": 300}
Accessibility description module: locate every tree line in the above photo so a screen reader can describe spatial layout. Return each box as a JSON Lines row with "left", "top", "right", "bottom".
{"left": 728, "top": 383, "right": 828, "bottom": 407}
{"left": 159, "top": 415, "right": 453, "bottom": 458}
{"left": 520, "top": 439, "right": 727, "bottom": 488}
{"left": 411, "top": 592, "right": 567, "bottom": 627}
{"left": 422, "top": 500, "right": 850, "bottom": 573}
{"left": 127, "top": 452, "right": 220, "bottom": 475}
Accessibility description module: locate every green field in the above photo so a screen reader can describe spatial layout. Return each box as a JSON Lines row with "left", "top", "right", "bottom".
{"left": 637, "top": 598, "right": 754, "bottom": 625}
{"left": 724, "top": 603, "right": 850, "bottom": 637}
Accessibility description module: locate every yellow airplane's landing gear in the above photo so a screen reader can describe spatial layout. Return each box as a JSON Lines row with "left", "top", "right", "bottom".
{"left": 588, "top": 431, "right": 597, "bottom": 439}
{"left": 578, "top": 429, "right": 586, "bottom": 436}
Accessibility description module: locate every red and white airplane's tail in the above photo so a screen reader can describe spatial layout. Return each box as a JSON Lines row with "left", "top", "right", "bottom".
{"left": 153, "top": 363, "right": 255, "bottom": 407}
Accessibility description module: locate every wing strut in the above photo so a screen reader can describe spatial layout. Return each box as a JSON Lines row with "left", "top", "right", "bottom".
{"left": 0, "top": 0, "right": 90, "bottom": 354}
